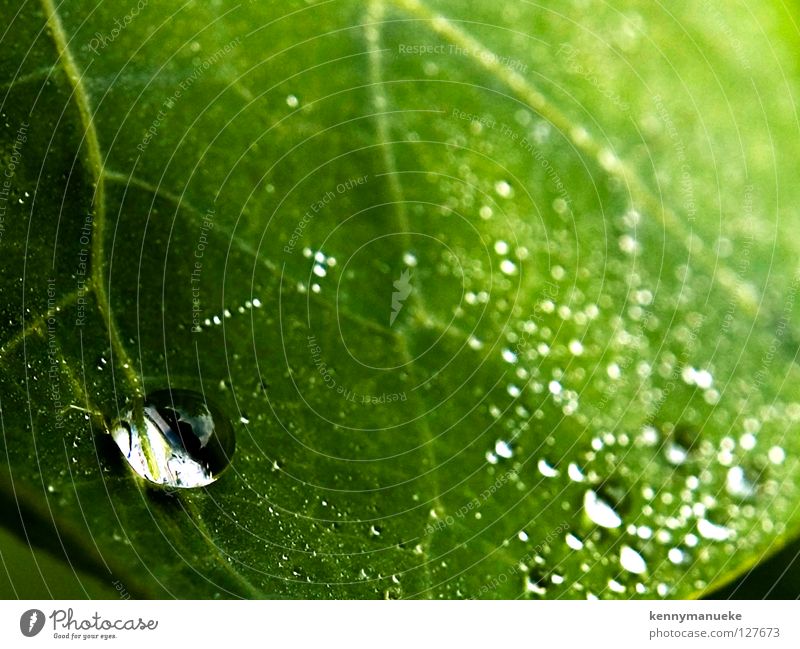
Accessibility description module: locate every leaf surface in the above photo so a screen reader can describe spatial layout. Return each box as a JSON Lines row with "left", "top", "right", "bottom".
{"left": 1, "top": 0, "right": 799, "bottom": 598}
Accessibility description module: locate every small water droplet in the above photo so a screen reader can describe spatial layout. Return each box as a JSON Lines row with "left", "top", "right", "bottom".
{"left": 501, "top": 348, "right": 518, "bottom": 364}
{"left": 568, "top": 339, "right": 584, "bottom": 355}
{"left": 565, "top": 532, "right": 584, "bottom": 551}
{"left": 286, "top": 94, "right": 299, "bottom": 108}
{"left": 726, "top": 465, "right": 755, "bottom": 499}
{"left": 567, "top": 462, "right": 585, "bottom": 482}
{"left": 110, "top": 389, "right": 235, "bottom": 488}
{"left": 537, "top": 459, "right": 559, "bottom": 478}
{"left": 697, "top": 518, "right": 733, "bottom": 541}
{"left": 608, "top": 578, "right": 626, "bottom": 594}
{"left": 619, "top": 545, "right": 647, "bottom": 574}
{"left": 525, "top": 575, "right": 547, "bottom": 596}
{"left": 583, "top": 489, "right": 622, "bottom": 528}
{"left": 468, "top": 335, "right": 483, "bottom": 350}
{"left": 403, "top": 252, "right": 418, "bottom": 267}
{"left": 768, "top": 446, "right": 786, "bottom": 465}
{"left": 494, "top": 440, "right": 513, "bottom": 459}
{"left": 664, "top": 442, "right": 689, "bottom": 466}
{"left": 494, "top": 180, "right": 512, "bottom": 198}
{"left": 500, "top": 259, "right": 517, "bottom": 276}
{"left": 494, "top": 240, "right": 509, "bottom": 255}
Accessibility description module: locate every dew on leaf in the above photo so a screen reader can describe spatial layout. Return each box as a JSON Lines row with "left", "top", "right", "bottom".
{"left": 494, "top": 440, "right": 513, "bottom": 459}
{"left": 768, "top": 446, "right": 786, "bottom": 465}
{"left": 697, "top": 518, "right": 733, "bottom": 541}
{"left": 583, "top": 489, "right": 622, "bottom": 528}
{"left": 608, "top": 579, "right": 626, "bottom": 594}
{"left": 568, "top": 462, "right": 585, "bottom": 482}
{"left": 537, "top": 459, "right": 559, "bottom": 478}
{"left": 110, "top": 389, "right": 235, "bottom": 488}
{"left": 500, "top": 259, "right": 517, "bottom": 275}
{"left": 726, "top": 465, "right": 756, "bottom": 499}
{"left": 619, "top": 546, "right": 647, "bottom": 574}
{"left": 494, "top": 180, "right": 512, "bottom": 197}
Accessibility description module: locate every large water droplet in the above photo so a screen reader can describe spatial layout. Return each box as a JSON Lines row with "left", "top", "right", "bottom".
{"left": 110, "top": 389, "right": 235, "bottom": 488}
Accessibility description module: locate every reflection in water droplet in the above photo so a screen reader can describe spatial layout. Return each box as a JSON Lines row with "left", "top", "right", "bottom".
{"left": 110, "top": 389, "right": 235, "bottom": 488}
{"left": 583, "top": 489, "right": 622, "bottom": 528}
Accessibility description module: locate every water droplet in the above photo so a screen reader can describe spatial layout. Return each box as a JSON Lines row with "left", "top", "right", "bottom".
{"left": 768, "top": 446, "right": 786, "bottom": 465}
{"left": 501, "top": 348, "right": 518, "bottom": 364}
{"left": 697, "top": 518, "right": 733, "bottom": 541}
{"left": 525, "top": 576, "right": 547, "bottom": 596}
{"left": 500, "top": 259, "right": 518, "bottom": 275}
{"left": 286, "top": 94, "right": 299, "bottom": 108}
{"left": 608, "top": 579, "right": 626, "bottom": 594}
{"left": 568, "top": 339, "right": 584, "bottom": 355}
{"left": 403, "top": 252, "right": 418, "bottom": 267}
{"left": 468, "top": 335, "right": 484, "bottom": 350}
{"left": 682, "top": 366, "right": 713, "bottom": 389}
{"left": 494, "top": 440, "right": 513, "bottom": 459}
{"left": 664, "top": 442, "right": 689, "bottom": 466}
{"left": 494, "top": 240, "right": 509, "bottom": 255}
{"left": 494, "top": 180, "right": 512, "bottom": 198}
{"left": 583, "top": 489, "right": 622, "bottom": 528}
{"left": 726, "top": 465, "right": 755, "bottom": 499}
{"left": 565, "top": 533, "right": 584, "bottom": 551}
{"left": 619, "top": 545, "right": 647, "bottom": 574}
{"left": 567, "top": 462, "right": 585, "bottom": 482}
{"left": 110, "top": 389, "right": 235, "bottom": 488}
{"left": 537, "top": 459, "right": 559, "bottom": 478}
{"left": 668, "top": 547, "right": 685, "bottom": 564}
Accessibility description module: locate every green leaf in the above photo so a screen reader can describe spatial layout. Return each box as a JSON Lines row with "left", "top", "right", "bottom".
{"left": 1, "top": 0, "right": 799, "bottom": 599}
